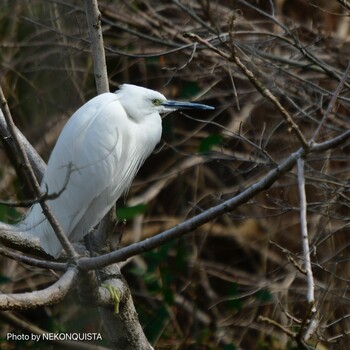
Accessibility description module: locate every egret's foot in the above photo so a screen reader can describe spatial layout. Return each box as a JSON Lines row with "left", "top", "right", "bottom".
{"left": 102, "top": 284, "right": 120, "bottom": 314}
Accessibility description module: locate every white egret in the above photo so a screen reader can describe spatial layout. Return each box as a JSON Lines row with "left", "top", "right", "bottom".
{"left": 20, "top": 84, "right": 214, "bottom": 258}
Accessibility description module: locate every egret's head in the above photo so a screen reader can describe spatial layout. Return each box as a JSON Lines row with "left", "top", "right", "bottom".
{"left": 116, "top": 84, "right": 214, "bottom": 121}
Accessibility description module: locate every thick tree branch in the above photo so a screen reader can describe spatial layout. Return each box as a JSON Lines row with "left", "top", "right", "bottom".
{"left": 0, "top": 221, "right": 42, "bottom": 253}
{"left": 98, "top": 275, "right": 154, "bottom": 350}
{"left": 83, "top": 3, "right": 155, "bottom": 350}
{"left": 0, "top": 267, "right": 77, "bottom": 311}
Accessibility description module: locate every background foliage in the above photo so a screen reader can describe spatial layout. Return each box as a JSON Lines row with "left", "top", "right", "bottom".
{"left": 1, "top": 0, "right": 350, "bottom": 349}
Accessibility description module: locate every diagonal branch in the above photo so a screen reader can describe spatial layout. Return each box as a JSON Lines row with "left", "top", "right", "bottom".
{"left": 337, "top": 0, "right": 350, "bottom": 11}
{"left": 0, "top": 86, "right": 78, "bottom": 260}
{"left": 79, "top": 149, "right": 302, "bottom": 270}
{"left": 0, "top": 109, "right": 46, "bottom": 182}
{"left": 78, "top": 128, "right": 350, "bottom": 271}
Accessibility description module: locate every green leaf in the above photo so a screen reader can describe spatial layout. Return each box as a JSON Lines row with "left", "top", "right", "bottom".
{"left": 199, "top": 134, "right": 223, "bottom": 153}
{"left": 180, "top": 82, "right": 202, "bottom": 99}
{"left": 0, "top": 275, "right": 11, "bottom": 284}
{"left": 227, "top": 283, "right": 243, "bottom": 311}
{"left": 255, "top": 288, "right": 272, "bottom": 302}
{"left": 116, "top": 204, "right": 147, "bottom": 220}
{"left": 0, "top": 204, "right": 21, "bottom": 224}
{"left": 223, "top": 345, "right": 237, "bottom": 350}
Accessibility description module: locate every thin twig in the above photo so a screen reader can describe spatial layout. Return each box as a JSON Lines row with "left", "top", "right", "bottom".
{"left": 237, "top": 0, "right": 350, "bottom": 87}
{"left": 0, "top": 246, "right": 66, "bottom": 270}
{"left": 258, "top": 316, "right": 296, "bottom": 337}
{"left": 0, "top": 163, "right": 72, "bottom": 207}
{"left": 184, "top": 32, "right": 309, "bottom": 149}
{"left": 337, "top": 0, "right": 350, "bottom": 11}
{"left": 312, "top": 61, "right": 350, "bottom": 141}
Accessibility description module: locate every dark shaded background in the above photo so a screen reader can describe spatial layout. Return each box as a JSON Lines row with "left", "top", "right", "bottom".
{"left": 1, "top": 1, "right": 350, "bottom": 349}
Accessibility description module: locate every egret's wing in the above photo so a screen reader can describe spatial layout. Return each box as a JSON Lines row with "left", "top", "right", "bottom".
{"left": 22, "top": 93, "right": 130, "bottom": 256}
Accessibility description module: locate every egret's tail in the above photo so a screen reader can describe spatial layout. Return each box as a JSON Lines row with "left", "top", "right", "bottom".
{"left": 18, "top": 206, "right": 63, "bottom": 258}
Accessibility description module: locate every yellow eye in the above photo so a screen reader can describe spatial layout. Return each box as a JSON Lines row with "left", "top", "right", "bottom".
{"left": 152, "top": 99, "right": 161, "bottom": 106}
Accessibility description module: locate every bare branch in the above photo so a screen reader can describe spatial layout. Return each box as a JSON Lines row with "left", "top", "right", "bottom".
{"left": 0, "top": 245, "right": 66, "bottom": 270}
{"left": 84, "top": 0, "right": 109, "bottom": 94}
{"left": 258, "top": 315, "right": 296, "bottom": 338}
{"left": 0, "top": 221, "right": 42, "bottom": 253}
{"left": 81, "top": 11, "right": 138, "bottom": 348}
{"left": 184, "top": 32, "right": 310, "bottom": 149}
{"left": 0, "top": 267, "right": 77, "bottom": 311}
{"left": 0, "top": 163, "right": 72, "bottom": 208}
{"left": 0, "top": 110, "right": 46, "bottom": 182}
{"left": 312, "top": 62, "right": 350, "bottom": 141}
{"left": 79, "top": 127, "right": 350, "bottom": 271}
{"left": 297, "top": 158, "right": 315, "bottom": 306}
{"left": 98, "top": 277, "right": 154, "bottom": 350}
{"left": 1, "top": 1, "right": 350, "bottom": 346}
{"left": 337, "top": 0, "right": 350, "bottom": 11}
{"left": 79, "top": 147, "right": 300, "bottom": 270}
{"left": 296, "top": 158, "right": 317, "bottom": 345}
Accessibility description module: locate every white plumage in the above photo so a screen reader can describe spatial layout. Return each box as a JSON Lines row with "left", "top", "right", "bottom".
{"left": 19, "top": 84, "right": 213, "bottom": 258}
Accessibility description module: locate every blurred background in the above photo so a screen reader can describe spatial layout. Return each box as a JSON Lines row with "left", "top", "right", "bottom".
{"left": 0, "top": 1, "right": 350, "bottom": 349}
